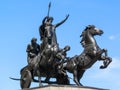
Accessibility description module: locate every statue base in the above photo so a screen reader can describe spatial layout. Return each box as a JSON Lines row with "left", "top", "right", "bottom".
{"left": 22, "top": 85, "right": 109, "bottom": 90}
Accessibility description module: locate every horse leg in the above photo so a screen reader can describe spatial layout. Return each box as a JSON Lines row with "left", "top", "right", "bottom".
{"left": 102, "top": 49, "right": 112, "bottom": 68}
{"left": 99, "top": 55, "right": 112, "bottom": 69}
{"left": 44, "top": 74, "right": 51, "bottom": 83}
{"left": 36, "top": 70, "right": 42, "bottom": 87}
{"left": 73, "top": 69, "right": 81, "bottom": 86}
{"left": 96, "top": 49, "right": 111, "bottom": 69}
{"left": 96, "top": 49, "right": 106, "bottom": 56}
{"left": 77, "top": 70, "right": 85, "bottom": 86}
{"left": 34, "top": 64, "right": 42, "bottom": 86}
{"left": 105, "top": 57, "right": 112, "bottom": 67}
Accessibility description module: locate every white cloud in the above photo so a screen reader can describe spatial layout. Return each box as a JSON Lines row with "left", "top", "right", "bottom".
{"left": 109, "top": 35, "right": 120, "bottom": 40}
{"left": 109, "top": 35, "right": 116, "bottom": 40}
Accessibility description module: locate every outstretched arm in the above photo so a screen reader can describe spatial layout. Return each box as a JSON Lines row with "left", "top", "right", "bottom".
{"left": 55, "top": 14, "right": 69, "bottom": 27}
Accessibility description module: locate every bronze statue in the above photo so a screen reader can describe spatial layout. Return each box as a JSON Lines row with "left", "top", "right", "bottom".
{"left": 26, "top": 37, "right": 40, "bottom": 65}
{"left": 39, "top": 2, "right": 69, "bottom": 42}
{"left": 39, "top": 2, "right": 51, "bottom": 41}
{"left": 39, "top": 15, "right": 69, "bottom": 42}
{"left": 10, "top": 3, "right": 112, "bottom": 89}
{"left": 62, "top": 25, "right": 112, "bottom": 86}
{"left": 19, "top": 3, "right": 70, "bottom": 88}
{"left": 18, "top": 25, "right": 112, "bottom": 89}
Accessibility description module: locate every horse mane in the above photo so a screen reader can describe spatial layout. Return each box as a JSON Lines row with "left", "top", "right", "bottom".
{"left": 80, "top": 25, "right": 95, "bottom": 35}
{"left": 80, "top": 26, "right": 87, "bottom": 44}
{"left": 80, "top": 25, "right": 95, "bottom": 45}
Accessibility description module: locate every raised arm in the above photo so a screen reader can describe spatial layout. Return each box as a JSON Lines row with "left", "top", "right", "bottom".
{"left": 55, "top": 14, "right": 69, "bottom": 27}
{"left": 42, "top": 16, "right": 48, "bottom": 24}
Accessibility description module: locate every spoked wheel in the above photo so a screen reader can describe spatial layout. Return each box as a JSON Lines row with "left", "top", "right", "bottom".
{"left": 20, "top": 70, "right": 32, "bottom": 89}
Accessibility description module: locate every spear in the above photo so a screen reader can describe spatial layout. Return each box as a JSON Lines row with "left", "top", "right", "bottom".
{"left": 47, "top": 2, "right": 51, "bottom": 17}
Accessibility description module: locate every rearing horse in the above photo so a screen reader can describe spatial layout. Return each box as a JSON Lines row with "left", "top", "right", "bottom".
{"left": 64, "top": 25, "right": 112, "bottom": 86}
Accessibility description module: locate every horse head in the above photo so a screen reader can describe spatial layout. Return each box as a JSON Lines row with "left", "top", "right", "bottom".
{"left": 85, "top": 25, "right": 103, "bottom": 35}
{"left": 80, "top": 25, "right": 103, "bottom": 47}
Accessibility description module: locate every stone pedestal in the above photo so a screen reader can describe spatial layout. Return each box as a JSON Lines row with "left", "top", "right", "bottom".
{"left": 23, "top": 85, "right": 109, "bottom": 90}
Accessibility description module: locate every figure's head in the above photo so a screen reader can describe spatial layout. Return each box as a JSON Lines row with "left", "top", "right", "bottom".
{"left": 47, "top": 17, "right": 54, "bottom": 24}
{"left": 31, "top": 37, "right": 37, "bottom": 44}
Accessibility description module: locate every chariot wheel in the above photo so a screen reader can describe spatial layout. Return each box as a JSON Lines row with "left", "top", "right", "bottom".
{"left": 20, "top": 69, "right": 32, "bottom": 89}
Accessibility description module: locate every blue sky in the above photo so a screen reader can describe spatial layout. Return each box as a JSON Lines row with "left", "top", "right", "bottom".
{"left": 0, "top": 0, "right": 120, "bottom": 90}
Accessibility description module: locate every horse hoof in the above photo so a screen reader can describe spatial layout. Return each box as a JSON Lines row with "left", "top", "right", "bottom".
{"left": 100, "top": 65, "right": 106, "bottom": 69}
